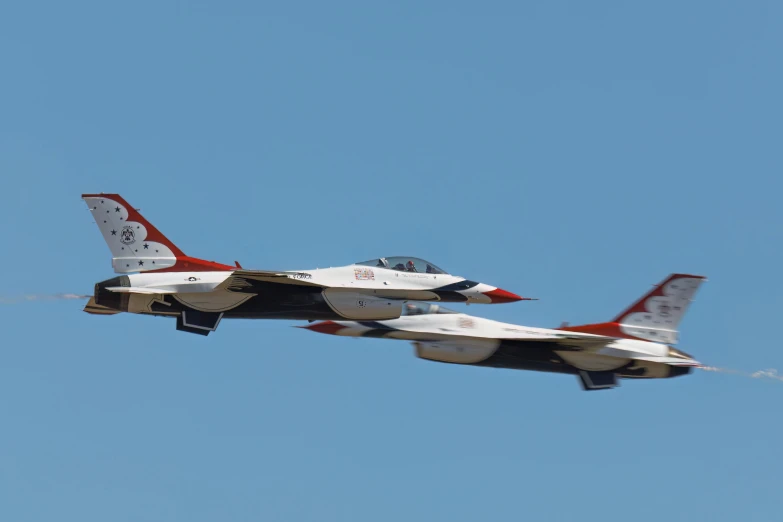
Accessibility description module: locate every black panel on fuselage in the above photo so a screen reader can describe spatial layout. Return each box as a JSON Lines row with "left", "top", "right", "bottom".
{"left": 472, "top": 340, "right": 692, "bottom": 381}
{"left": 472, "top": 340, "right": 579, "bottom": 376}
{"left": 154, "top": 280, "right": 342, "bottom": 320}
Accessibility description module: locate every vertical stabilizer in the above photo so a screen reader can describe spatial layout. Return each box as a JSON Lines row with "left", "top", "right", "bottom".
{"left": 82, "top": 193, "right": 233, "bottom": 274}
{"left": 560, "top": 274, "right": 706, "bottom": 344}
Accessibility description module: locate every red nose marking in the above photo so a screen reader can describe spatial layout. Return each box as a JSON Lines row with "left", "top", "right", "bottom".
{"left": 482, "top": 288, "right": 525, "bottom": 303}
{"left": 300, "top": 321, "right": 347, "bottom": 335}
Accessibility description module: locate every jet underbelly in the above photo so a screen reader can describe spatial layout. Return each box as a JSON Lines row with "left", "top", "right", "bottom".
{"left": 555, "top": 351, "right": 630, "bottom": 372}
{"left": 172, "top": 291, "right": 255, "bottom": 313}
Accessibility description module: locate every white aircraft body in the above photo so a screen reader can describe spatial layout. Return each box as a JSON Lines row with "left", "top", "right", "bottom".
{"left": 82, "top": 193, "right": 525, "bottom": 335}
{"left": 303, "top": 274, "right": 706, "bottom": 390}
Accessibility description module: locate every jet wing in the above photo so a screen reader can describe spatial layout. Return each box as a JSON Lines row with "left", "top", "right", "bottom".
{"left": 498, "top": 332, "right": 617, "bottom": 351}
{"left": 99, "top": 270, "right": 325, "bottom": 297}
{"left": 217, "top": 271, "right": 437, "bottom": 300}
{"left": 392, "top": 323, "right": 617, "bottom": 350}
{"left": 217, "top": 269, "right": 326, "bottom": 292}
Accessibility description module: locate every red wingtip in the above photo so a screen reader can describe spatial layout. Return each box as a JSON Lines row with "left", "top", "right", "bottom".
{"left": 482, "top": 288, "right": 525, "bottom": 303}
{"left": 299, "top": 321, "right": 347, "bottom": 335}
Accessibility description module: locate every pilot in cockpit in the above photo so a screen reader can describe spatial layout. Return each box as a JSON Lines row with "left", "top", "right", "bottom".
{"left": 406, "top": 260, "right": 417, "bottom": 272}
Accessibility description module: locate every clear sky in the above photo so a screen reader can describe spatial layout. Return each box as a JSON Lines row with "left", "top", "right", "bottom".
{"left": 1, "top": 1, "right": 781, "bottom": 520}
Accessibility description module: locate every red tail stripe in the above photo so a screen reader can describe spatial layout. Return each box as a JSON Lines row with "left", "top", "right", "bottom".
{"left": 151, "top": 256, "right": 235, "bottom": 272}
{"left": 558, "top": 322, "right": 625, "bottom": 338}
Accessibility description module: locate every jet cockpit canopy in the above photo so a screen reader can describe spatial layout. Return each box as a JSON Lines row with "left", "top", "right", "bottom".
{"left": 356, "top": 256, "right": 448, "bottom": 275}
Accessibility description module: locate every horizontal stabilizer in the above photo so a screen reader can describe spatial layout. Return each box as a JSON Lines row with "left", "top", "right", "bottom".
{"left": 83, "top": 297, "right": 120, "bottom": 315}
{"left": 105, "top": 286, "right": 177, "bottom": 294}
{"left": 632, "top": 355, "right": 701, "bottom": 367}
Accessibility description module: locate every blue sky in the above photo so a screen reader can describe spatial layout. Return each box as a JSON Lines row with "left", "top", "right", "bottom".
{"left": 1, "top": 1, "right": 782, "bottom": 520}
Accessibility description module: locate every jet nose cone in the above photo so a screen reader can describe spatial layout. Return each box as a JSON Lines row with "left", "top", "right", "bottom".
{"left": 482, "top": 288, "right": 525, "bottom": 303}
{"left": 299, "top": 321, "right": 346, "bottom": 335}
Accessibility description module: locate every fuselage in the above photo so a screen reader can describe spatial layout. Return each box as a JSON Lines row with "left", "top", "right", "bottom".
{"left": 304, "top": 307, "right": 700, "bottom": 383}
{"left": 91, "top": 264, "right": 521, "bottom": 321}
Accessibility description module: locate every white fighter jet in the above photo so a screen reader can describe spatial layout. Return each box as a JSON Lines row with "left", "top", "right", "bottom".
{"left": 82, "top": 193, "right": 526, "bottom": 335}
{"left": 303, "top": 274, "right": 706, "bottom": 390}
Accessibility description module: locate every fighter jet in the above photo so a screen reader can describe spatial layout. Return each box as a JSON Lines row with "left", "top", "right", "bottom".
{"left": 303, "top": 274, "right": 705, "bottom": 390}
{"left": 82, "top": 193, "right": 526, "bottom": 335}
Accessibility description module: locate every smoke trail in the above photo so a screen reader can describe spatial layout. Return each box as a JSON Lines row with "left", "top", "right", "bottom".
{"left": 699, "top": 365, "right": 783, "bottom": 383}
{"left": 0, "top": 293, "right": 91, "bottom": 304}
{"left": 750, "top": 369, "right": 783, "bottom": 382}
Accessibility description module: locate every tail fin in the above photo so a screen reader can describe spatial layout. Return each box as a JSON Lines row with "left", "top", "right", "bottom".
{"left": 82, "top": 193, "right": 233, "bottom": 274}
{"left": 560, "top": 273, "right": 706, "bottom": 344}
